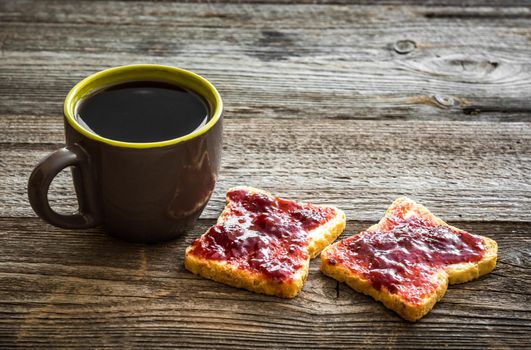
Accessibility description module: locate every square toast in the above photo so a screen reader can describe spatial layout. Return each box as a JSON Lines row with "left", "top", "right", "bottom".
{"left": 320, "top": 197, "right": 497, "bottom": 321}
{"left": 185, "top": 186, "right": 346, "bottom": 298}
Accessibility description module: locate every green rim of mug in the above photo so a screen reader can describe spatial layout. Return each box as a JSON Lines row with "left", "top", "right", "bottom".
{"left": 63, "top": 64, "right": 223, "bottom": 149}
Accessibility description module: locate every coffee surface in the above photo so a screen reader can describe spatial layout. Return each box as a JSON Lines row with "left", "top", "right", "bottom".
{"left": 75, "top": 81, "right": 209, "bottom": 143}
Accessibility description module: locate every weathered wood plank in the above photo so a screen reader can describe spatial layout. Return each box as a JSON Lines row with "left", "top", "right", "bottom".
{"left": 3, "top": 2, "right": 531, "bottom": 27}
{"left": 61, "top": 0, "right": 531, "bottom": 6}
{"left": 0, "top": 218, "right": 529, "bottom": 349}
{"left": 1, "top": 117, "right": 529, "bottom": 221}
{"left": 0, "top": 3, "right": 530, "bottom": 121}
{"left": 1, "top": 1, "right": 530, "bottom": 348}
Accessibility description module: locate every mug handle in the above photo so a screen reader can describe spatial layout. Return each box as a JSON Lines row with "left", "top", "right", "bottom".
{"left": 28, "top": 144, "right": 102, "bottom": 229}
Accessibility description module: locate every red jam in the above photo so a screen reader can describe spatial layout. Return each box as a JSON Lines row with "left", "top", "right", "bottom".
{"left": 327, "top": 215, "right": 485, "bottom": 304}
{"left": 189, "top": 189, "right": 336, "bottom": 282}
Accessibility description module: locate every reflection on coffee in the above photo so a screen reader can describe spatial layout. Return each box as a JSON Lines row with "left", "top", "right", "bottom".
{"left": 75, "top": 81, "right": 209, "bottom": 143}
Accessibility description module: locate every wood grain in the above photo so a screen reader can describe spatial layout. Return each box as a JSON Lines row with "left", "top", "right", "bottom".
{"left": 0, "top": 218, "right": 529, "bottom": 349}
{"left": 0, "top": 2, "right": 530, "bottom": 121}
{"left": 2, "top": 117, "right": 529, "bottom": 221}
{"left": 1, "top": 0, "right": 530, "bottom": 348}
{"left": 76, "top": 0, "right": 531, "bottom": 6}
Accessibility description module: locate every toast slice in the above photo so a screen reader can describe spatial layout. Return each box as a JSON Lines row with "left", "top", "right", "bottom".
{"left": 185, "top": 186, "right": 346, "bottom": 298}
{"left": 320, "top": 197, "right": 497, "bottom": 321}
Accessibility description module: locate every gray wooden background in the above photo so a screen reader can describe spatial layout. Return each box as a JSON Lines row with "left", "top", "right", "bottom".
{"left": 0, "top": 0, "right": 530, "bottom": 348}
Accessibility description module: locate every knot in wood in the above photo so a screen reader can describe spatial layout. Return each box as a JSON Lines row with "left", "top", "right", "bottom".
{"left": 393, "top": 40, "right": 416, "bottom": 54}
{"left": 433, "top": 94, "right": 456, "bottom": 108}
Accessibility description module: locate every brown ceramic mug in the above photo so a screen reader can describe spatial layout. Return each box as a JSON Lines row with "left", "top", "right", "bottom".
{"left": 28, "top": 64, "right": 223, "bottom": 242}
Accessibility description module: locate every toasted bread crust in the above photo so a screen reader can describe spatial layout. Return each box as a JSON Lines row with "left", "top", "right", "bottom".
{"left": 320, "top": 197, "right": 497, "bottom": 321}
{"left": 320, "top": 258, "right": 449, "bottom": 321}
{"left": 184, "top": 249, "right": 307, "bottom": 298}
{"left": 185, "top": 187, "right": 346, "bottom": 298}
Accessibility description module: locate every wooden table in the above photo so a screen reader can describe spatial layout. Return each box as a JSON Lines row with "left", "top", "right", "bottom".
{"left": 1, "top": 0, "right": 530, "bottom": 348}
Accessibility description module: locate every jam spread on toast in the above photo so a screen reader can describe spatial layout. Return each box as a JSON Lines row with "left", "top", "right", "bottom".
{"left": 189, "top": 189, "right": 336, "bottom": 282}
{"left": 327, "top": 215, "right": 485, "bottom": 304}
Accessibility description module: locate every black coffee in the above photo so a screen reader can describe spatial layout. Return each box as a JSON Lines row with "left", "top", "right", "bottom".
{"left": 75, "top": 81, "right": 209, "bottom": 143}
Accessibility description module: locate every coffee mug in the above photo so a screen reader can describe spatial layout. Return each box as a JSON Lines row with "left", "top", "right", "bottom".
{"left": 28, "top": 64, "right": 223, "bottom": 242}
